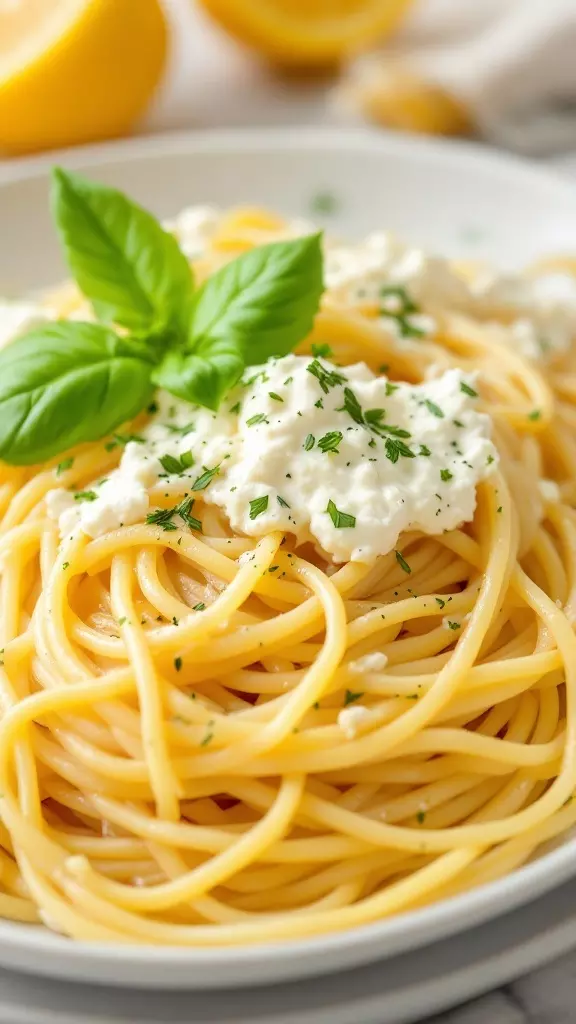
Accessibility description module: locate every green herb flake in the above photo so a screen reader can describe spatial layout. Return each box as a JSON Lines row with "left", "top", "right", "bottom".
{"left": 460, "top": 381, "right": 478, "bottom": 398}
{"left": 326, "top": 499, "right": 356, "bottom": 529}
{"left": 528, "top": 409, "right": 541, "bottom": 422}
{"left": 193, "top": 602, "right": 206, "bottom": 611}
{"left": 307, "top": 359, "right": 347, "bottom": 395}
{"left": 440, "top": 469, "right": 453, "bottom": 482}
{"left": 424, "top": 399, "right": 444, "bottom": 418}
{"left": 416, "top": 810, "right": 426, "bottom": 824}
{"left": 344, "top": 689, "right": 364, "bottom": 707}
{"left": 191, "top": 465, "right": 220, "bottom": 491}
{"left": 62, "top": 561, "right": 69, "bottom": 570}
{"left": 435, "top": 597, "right": 446, "bottom": 609}
{"left": 304, "top": 433, "right": 315, "bottom": 451}
{"left": 174, "top": 656, "right": 182, "bottom": 672}
{"left": 159, "top": 451, "right": 194, "bottom": 475}
{"left": 395, "top": 550, "right": 411, "bottom": 574}
{"left": 249, "top": 495, "right": 269, "bottom": 520}
{"left": 311, "top": 343, "right": 333, "bottom": 358}
{"left": 146, "top": 496, "right": 202, "bottom": 533}
{"left": 56, "top": 457, "right": 74, "bottom": 476}
{"left": 246, "top": 413, "right": 268, "bottom": 427}
{"left": 277, "top": 495, "right": 290, "bottom": 508}
{"left": 74, "top": 490, "right": 97, "bottom": 503}
{"left": 268, "top": 392, "right": 283, "bottom": 402}
{"left": 385, "top": 438, "right": 415, "bottom": 463}
{"left": 317, "top": 430, "right": 343, "bottom": 455}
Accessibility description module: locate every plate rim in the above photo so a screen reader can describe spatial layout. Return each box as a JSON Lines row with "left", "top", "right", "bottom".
{"left": 1, "top": 126, "right": 576, "bottom": 985}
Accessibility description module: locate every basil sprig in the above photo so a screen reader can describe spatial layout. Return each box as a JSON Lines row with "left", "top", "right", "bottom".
{"left": 0, "top": 169, "right": 324, "bottom": 465}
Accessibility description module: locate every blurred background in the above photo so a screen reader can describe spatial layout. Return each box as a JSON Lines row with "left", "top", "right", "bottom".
{"left": 1, "top": 0, "right": 576, "bottom": 168}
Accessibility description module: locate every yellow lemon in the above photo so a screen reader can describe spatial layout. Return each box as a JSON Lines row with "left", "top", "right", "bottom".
{"left": 198, "top": 0, "right": 413, "bottom": 67}
{"left": 0, "top": 0, "right": 168, "bottom": 156}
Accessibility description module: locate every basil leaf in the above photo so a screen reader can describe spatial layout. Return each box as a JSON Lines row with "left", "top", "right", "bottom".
{"left": 51, "top": 168, "right": 193, "bottom": 332}
{"left": 0, "top": 322, "right": 154, "bottom": 465}
{"left": 188, "top": 233, "right": 324, "bottom": 365}
{"left": 152, "top": 342, "right": 244, "bottom": 412}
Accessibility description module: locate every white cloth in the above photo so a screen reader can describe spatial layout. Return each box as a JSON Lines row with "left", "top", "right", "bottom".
{"left": 347, "top": 0, "right": 576, "bottom": 155}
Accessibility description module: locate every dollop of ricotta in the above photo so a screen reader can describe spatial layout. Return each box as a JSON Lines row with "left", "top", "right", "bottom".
{"left": 47, "top": 356, "right": 497, "bottom": 564}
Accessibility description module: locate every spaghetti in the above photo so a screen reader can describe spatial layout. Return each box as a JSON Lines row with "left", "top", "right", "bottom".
{"left": 0, "top": 204, "right": 576, "bottom": 945}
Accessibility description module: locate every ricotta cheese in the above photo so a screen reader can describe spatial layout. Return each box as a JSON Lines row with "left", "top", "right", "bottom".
{"left": 47, "top": 356, "right": 497, "bottom": 563}
{"left": 338, "top": 705, "right": 381, "bottom": 739}
{"left": 348, "top": 652, "right": 389, "bottom": 674}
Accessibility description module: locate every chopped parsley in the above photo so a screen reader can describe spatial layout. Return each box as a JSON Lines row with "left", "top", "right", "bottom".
{"left": 528, "top": 409, "right": 541, "bottom": 422}
{"left": 416, "top": 811, "right": 426, "bottom": 824}
{"left": 435, "top": 597, "right": 446, "bottom": 609}
{"left": 56, "top": 457, "right": 74, "bottom": 475}
{"left": 268, "top": 392, "right": 283, "bottom": 403}
{"left": 229, "top": 401, "right": 241, "bottom": 414}
{"left": 304, "top": 433, "right": 315, "bottom": 451}
{"left": 62, "top": 561, "right": 69, "bottom": 570}
{"left": 200, "top": 722, "right": 215, "bottom": 747}
{"left": 385, "top": 438, "right": 415, "bottom": 463}
{"left": 158, "top": 450, "right": 194, "bottom": 475}
{"left": 385, "top": 382, "right": 399, "bottom": 396}
{"left": 460, "top": 381, "right": 478, "bottom": 398}
{"left": 339, "top": 386, "right": 364, "bottom": 425}
{"left": 326, "top": 499, "right": 356, "bottom": 528}
{"left": 246, "top": 413, "right": 268, "bottom": 427}
{"left": 317, "top": 430, "right": 343, "bottom": 455}
{"left": 105, "top": 432, "right": 145, "bottom": 452}
{"left": 191, "top": 465, "right": 220, "bottom": 491}
{"left": 395, "top": 550, "right": 411, "bottom": 574}
{"left": 307, "top": 359, "right": 347, "bottom": 394}
{"left": 440, "top": 469, "right": 453, "bottom": 482}
{"left": 311, "top": 343, "right": 333, "bottom": 358}
{"left": 277, "top": 495, "right": 290, "bottom": 508}
{"left": 174, "top": 657, "right": 182, "bottom": 672}
{"left": 74, "top": 490, "right": 97, "bottom": 503}
{"left": 446, "top": 620, "right": 461, "bottom": 630}
{"left": 146, "top": 496, "right": 202, "bottom": 532}
{"left": 193, "top": 602, "right": 206, "bottom": 611}
{"left": 249, "top": 495, "right": 269, "bottom": 520}
{"left": 424, "top": 399, "right": 444, "bottom": 418}
{"left": 419, "top": 444, "right": 431, "bottom": 457}
{"left": 344, "top": 689, "right": 364, "bottom": 706}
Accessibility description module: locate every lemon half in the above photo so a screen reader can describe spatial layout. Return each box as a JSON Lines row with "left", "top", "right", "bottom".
{"left": 0, "top": 0, "right": 167, "bottom": 155}
{"left": 199, "top": 0, "right": 413, "bottom": 67}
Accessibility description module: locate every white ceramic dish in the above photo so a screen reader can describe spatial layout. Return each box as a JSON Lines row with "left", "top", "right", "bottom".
{"left": 2, "top": 866, "right": 576, "bottom": 1023}
{"left": 1, "top": 128, "right": 576, "bottom": 990}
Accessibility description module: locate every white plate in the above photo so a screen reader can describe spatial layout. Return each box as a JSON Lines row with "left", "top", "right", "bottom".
{"left": 2, "top": 870, "right": 576, "bottom": 1023}
{"left": 2, "top": 128, "right": 576, "bottom": 990}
